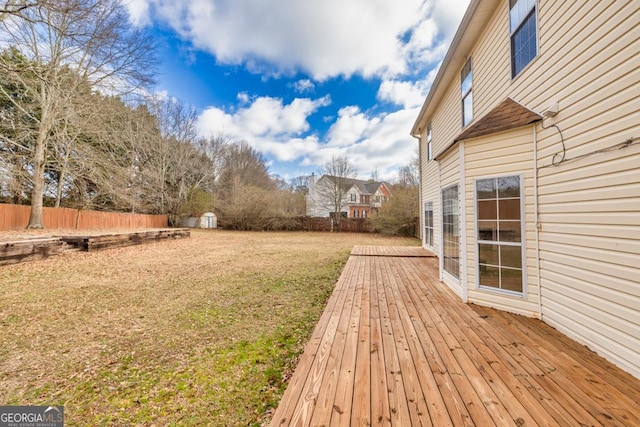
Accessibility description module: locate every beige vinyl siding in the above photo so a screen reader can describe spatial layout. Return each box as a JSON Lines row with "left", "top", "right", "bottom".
{"left": 529, "top": 1, "right": 640, "bottom": 378}
{"left": 437, "top": 148, "right": 462, "bottom": 298}
{"left": 471, "top": 1, "right": 510, "bottom": 119}
{"left": 429, "top": 67, "right": 466, "bottom": 158}
{"left": 415, "top": 0, "right": 639, "bottom": 376}
{"left": 537, "top": 144, "right": 640, "bottom": 378}
{"left": 464, "top": 127, "right": 539, "bottom": 317}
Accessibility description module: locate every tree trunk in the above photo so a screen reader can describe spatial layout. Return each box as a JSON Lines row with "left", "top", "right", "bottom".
{"left": 27, "top": 129, "right": 47, "bottom": 228}
{"left": 55, "top": 168, "right": 65, "bottom": 208}
{"left": 27, "top": 82, "right": 50, "bottom": 229}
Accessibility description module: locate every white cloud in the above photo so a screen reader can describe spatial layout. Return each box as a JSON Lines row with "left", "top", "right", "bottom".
{"left": 292, "top": 79, "right": 315, "bottom": 93}
{"left": 124, "top": 0, "right": 151, "bottom": 26}
{"left": 142, "top": 0, "right": 471, "bottom": 180}
{"left": 236, "top": 92, "right": 250, "bottom": 104}
{"left": 134, "top": 0, "right": 469, "bottom": 80}
{"left": 197, "top": 94, "right": 421, "bottom": 181}
{"left": 305, "top": 107, "right": 421, "bottom": 180}
{"left": 378, "top": 80, "right": 423, "bottom": 109}
{"left": 197, "top": 95, "right": 330, "bottom": 161}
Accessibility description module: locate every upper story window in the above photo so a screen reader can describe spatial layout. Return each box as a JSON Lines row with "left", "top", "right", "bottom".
{"left": 426, "top": 123, "right": 433, "bottom": 160}
{"left": 461, "top": 58, "right": 473, "bottom": 127}
{"left": 510, "top": 0, "right": 537, "bottom": 77}
{"left": 350, "top": 193, "right": 356, "bottom": 202}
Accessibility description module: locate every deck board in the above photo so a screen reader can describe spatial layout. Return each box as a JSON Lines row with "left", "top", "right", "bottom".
{"left": 270, "top": 247, "right": 640, "bottom": 426}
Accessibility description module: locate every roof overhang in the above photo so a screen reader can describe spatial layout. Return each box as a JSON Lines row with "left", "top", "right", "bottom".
{"left": 410, "top": 0, "right": 502, "bottom": 137}
{"left": 434, "top": 98, "right": 542, "bottom": 160}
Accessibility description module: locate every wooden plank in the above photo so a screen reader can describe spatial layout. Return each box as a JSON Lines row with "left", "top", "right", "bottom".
{"left": 394, "top": 260, "right": 482, "bottom": 427}
{"left": 271, "top": 259, "right": 356, "bottom": 426}
{"left": 270, "top": 249, "right": 640, "bottom": 427}
{"left": 471, "top": 304, "right": 640, "bottom": 426}
{"left": 375, "top": 256, "right": 413, "bottom": 426}
{"left": 405, "top": 259, "right": 577, "bottom": 426}
{"left": 58, "top": 229, "right": 190, "bottom": 252}
{"left": 385, "top": 257, "right": 452, "bottom": 426}
{"left": 307, "top": 255, "right": 359, "bottom": 426}
{"left": 370, "top": 257, "right": 391, "bottom": 426}
{"left": 329, "top": 256, "right": 365, "bottom": 425}
{"left": 0, "top": 238, "right": 66, "bottom": 266}
{"left": 351, "top": 245, "right": 436, "bottom": 258}
{"left": 379, "top": 257, "right": 432, "bottom": 426}
{"left": 351, "top": 256, "right": 372, "bottom": 425}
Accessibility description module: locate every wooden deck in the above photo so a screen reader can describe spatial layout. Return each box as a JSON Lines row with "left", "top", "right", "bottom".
{"left": 270, "top": 246, "right": 640, "bottom": 426}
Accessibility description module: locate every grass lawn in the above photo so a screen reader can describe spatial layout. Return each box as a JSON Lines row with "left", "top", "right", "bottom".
{"left": 0, "top": 230, "right": 418, "bottom": 426}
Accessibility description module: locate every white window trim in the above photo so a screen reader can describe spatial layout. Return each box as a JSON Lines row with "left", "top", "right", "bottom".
{"left": 473, "top": 173, "right": 527, "bottom": 298}
{"left": 461, "top": 58, "right": 473, "bottom": 127}
{"left": 424, "top": 201, "right": 435, "bottom": 249}
{"left": 427, "top": 123, "right": 433, "bottom": 161}
{"left": 441, "top": 183, "right": 461, "bottom": 282}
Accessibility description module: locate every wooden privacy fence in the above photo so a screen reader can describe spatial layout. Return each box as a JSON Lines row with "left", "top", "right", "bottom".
{"left": 0, "top": 203, "right": 168, "bottom": 230}
{"left": 301, "top": 217, "right": 372, "bottom": 233}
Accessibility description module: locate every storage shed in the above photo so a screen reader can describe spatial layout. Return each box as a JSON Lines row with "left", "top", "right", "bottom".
{"left": 181, "top": 212, "right": 217, "bottom": 229}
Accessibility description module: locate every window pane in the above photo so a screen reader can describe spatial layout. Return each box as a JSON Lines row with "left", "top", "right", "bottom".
{"left": 510, "top": 0, "right": 535, "bottom": 32}
{"left": 498, "top": 176, "right": 520, "bottom": 197}
{"left": 501, "top": 268, "right": 523, "bottom": 292}
{"left": 512, "top": 10, "right": 537, "bottom": 76}
{"left": 461, "top": 72, "right": 472, "bottom": 95}
{"left": 476, "top": 174, "right": 524, "bottom": 293}
{"left": 463, "top": 92, "right": 473, "bottom": 126}
{"left": 499, "top": 199, "right": 520, "bottom": 220}
{"left": 476, "top": 179, "right": 496, "bottom": 199}
{"left": 479, "top": 265, "right": 500, "bottom": 288}
{"left": 499, "top": 221, "right": 521, "bottom": 242}
{"left": 479, "top": 244, "right": 499, "bottom": 266}
{"left": 500, "top": 246, "right": 522, "bottom": 269}
{"left": 443, "top": 186, "right": 459, "bottom": 278}
{"left": 478, "top": 200, "right": 497, "bottom": 220}
{"left": 478, "top": 220, "right": 497, "bottom": 241}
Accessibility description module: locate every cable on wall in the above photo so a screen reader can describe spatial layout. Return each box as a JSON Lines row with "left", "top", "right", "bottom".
{"left": 540, "top": 118, "right": 565, "bottom": 166}
{"left": 539, "top": 125, "right": 639, "bottom": 170}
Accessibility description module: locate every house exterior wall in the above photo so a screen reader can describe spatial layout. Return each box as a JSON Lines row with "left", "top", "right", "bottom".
{"left": 464, "top": 126, "right": 539, "bottom": 316}
{"left": 306, "top": 176, "right": 349, "bottom": 217}
{"left": 416, "top": 0, "right": 640, "bottom": 377}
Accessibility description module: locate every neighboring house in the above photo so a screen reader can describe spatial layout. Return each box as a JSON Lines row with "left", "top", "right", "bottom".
{"left": 411, "top": 0, "right": 639, "bottom": 378}
{"left": 306, "top": 174, "right": 391, "bottom": 218}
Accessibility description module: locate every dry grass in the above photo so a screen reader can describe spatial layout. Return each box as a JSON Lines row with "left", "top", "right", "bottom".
{"left": 0, "top": 229, "right": 418, "bottom": 426}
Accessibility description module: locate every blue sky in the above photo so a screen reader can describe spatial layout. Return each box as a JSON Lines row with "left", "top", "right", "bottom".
{"left": 125, "top": 0, "right": 470, "bottom": 181}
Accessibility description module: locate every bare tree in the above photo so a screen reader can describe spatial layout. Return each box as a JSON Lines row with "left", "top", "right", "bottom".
{"left": 397, "top": 148, "right": 419, "bottom": 188}
{"left": 313, "top": 155, "right": 357, "bottom": 230}
{"left": 146, "top": 95, "right": 199, "bottom": 144}
{"left": 0, "top": 1, "right": 40, "bottom": 20}
{"left": 196, "top": 132, "right": 229, "bottom": 191}
{"left": 372, "top": 153, "right": 420, "bottom": 236}
{"left": 0, "top": 0, "right": 157, "bottom": 228}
